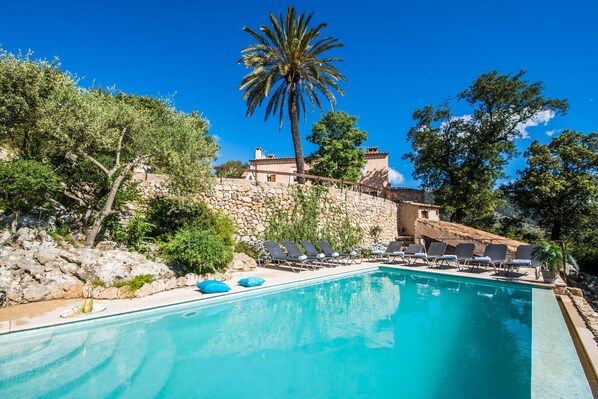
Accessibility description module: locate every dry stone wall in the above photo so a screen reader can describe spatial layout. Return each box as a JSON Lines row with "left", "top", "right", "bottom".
{"left": 136, "top": 175, "right": 398, "bottom": 245}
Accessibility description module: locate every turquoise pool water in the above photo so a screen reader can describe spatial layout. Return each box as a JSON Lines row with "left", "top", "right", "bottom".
{"left": 0, "top": 269, "right": 591, "bottom": 398}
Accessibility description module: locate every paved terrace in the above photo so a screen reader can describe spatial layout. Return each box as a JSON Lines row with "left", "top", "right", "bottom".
{"left": 0, "top": 260, "right": 548, "bottom": 334}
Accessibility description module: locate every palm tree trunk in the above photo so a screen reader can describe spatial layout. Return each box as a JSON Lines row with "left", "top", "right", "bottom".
{"left": 288, "top": 89, "right": 306, "bottom": 184}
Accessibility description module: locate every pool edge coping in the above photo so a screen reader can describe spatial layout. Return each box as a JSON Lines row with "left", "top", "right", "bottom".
{"left": 558, "top": 295, "right": 598, "bottom": 398}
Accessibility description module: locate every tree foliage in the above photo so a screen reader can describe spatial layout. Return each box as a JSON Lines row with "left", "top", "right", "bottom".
{"left": 215, "top": 160, "right": 248, "bottom": 178}
{"left": 239, "top": 6, "right": 345, "bottom": 184}
{"left": 306, "top": 111, "right": 367, "bottom": 182}
{"left": 0, "top": 48, "right": 219, "bottom": 245}
{"left": 506, "top": 130, "right": 598, "bottom": 241}
{"left": 0, "top": 49, "right": 69, "bottom": 158}
{"left": 403, "top": 70, "right": 568, "bottom": 225}
{"left": 0, "top": 159, "right": 59, "bottom": 232}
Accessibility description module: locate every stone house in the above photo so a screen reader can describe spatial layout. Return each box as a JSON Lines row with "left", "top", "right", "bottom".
{"left": 245, "top": 146, "right": 390, "bottom": 195}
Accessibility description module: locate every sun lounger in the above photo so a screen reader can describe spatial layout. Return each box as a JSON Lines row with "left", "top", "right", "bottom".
{"left": 436, "top": 243, "right": 475, "bottom": 269}
{"left": 392, "top": 243, "right": 426, "bottom": 265}
{"left": 316, "top": 240, "right": 362, "bottom": 264}
{"left": 282, "top": 241, "right": 324, "bottom": 269}
{"left": 504, "top": 245, "right": 540, "bottom": 278}
{"left": 468, "top": 244, "right": 508, "bottom": 274}
{"left": 262, "top": 241, "right": 316, "bottom": 272}
{"left": 370, "top": 241, "right": 403, "bottom": 263}
{"left": 300, "top": 240, "right": 337, "bottom": 266}
{"left": 417, "top": 242, "right": 448, "bottom": 267}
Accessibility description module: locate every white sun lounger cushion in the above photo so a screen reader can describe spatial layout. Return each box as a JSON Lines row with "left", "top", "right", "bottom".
{"left": 392, "top": 251, "right": 405, "bottom": 256}
{"left": 511, "top": 259, "right": 531, "bottom": 265}
{"left": 440, "top": 255, "right": 457, "bottom": 260}
{"left": 349, "top": 251, "right": 357, "bottom": 256}
{"left": 298, "top": 255, "right": 307, "bottom": 261}
{"left": 317, "top": 253, "right": 325, "bottom": 259}
{"left": 371, "top": 250, "right": 384, "bottom": 255}
{"left": 473, "top": 256, "right": 492, "bottom": 263}
{"left": 332, "top": 252, "right": 340, "bottom": 257}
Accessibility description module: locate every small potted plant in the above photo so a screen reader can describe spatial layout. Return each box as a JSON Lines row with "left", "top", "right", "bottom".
{"left": 533, "top": 242, "right": 563, "bottom": 283}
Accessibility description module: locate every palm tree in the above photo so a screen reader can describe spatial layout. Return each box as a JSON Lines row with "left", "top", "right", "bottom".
{"left": 239, "top": 6, "right": 346, "bottom": 184}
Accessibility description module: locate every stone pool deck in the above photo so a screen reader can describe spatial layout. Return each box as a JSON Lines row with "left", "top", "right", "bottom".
{"left": 0, "top": 260, "right": 551, "bottom": 334}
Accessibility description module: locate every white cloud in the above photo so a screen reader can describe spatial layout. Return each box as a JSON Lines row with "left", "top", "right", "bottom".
{"left": 388, "top": 167, "right": 405, "bottom": 186}
{"left": 546, "top": 129, "right": 562, "bottom": 137}
{"left": 436, "top": 109, "right": 557, "bottom": 139}
{"left": 515, "top": 109, "right": 555, "bottom": 138}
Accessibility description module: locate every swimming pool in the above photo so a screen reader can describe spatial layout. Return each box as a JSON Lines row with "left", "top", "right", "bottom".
{"left": 0, "top": 268, "right": 592, "bottom": 398}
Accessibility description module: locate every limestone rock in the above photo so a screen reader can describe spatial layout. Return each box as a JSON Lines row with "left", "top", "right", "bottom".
{"left": 63, "top": 280, "right": 84, "bottom": 299}
{"left": 95, "top": 241, "right": 117, "bottom": 251}
{"left": 229, "top": 252, "right": 257, "bottom": 272}
{"left": 164, "top": 278, "right": 177, "bottom": 291}
{"left": 135, "top": 283, "right": 153, "bottom": 298}
{"left": 183, "top": 273, "right": 200, "bottom": 286}
{"left": 23, "top": 285, "right": 50, "bottom": 302}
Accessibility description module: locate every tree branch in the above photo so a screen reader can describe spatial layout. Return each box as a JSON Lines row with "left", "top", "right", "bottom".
{"left": 115, "top": 127, "right": 127, "bottom": 169}
{"left": 82, "top": 152, "right": 110, "bottom": 176}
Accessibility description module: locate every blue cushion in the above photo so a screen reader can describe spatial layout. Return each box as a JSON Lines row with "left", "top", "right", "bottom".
{"left": 440, "top": 255, "right": 458, "bottom": 260}
{"left": 413, "top": 253, "right": 427, "bottom": 258}
{"left": 511, "top": 259, "right": 532, "bottom": 265}
{"left": 474, "top": 256, "right": 492, "bottom": 263}
{"left": 197, "top": 280, "right": 231, "bottom": 293}
{"left": 238, "top": 277, "right": 266, "bottom": 287}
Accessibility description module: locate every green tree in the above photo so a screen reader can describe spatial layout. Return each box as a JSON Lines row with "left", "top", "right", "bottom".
{"left": 0, "top": 159, "right": 59, "bottom": 232}
{"left": 239, "top": 6, "right": 346, "bottom": 184}
{"left": 306, "top": 111, "right": 367, "bottom": 182}
{"left": 0, "top": 50, "right": 219, "bottom": 245}
{"left": 403, "top": 70, "right": 568, "bottom": 225}
{"left": 505, "top": 130, "right": 598, "bottom": 240}
{"left": 0, "top": 49, "right": 69, "bottom": 158}
{"left": 215, "top": 160, "right": 249, "bottom": 178}
{"left": 46, "top": 87, "right": 219, "bottom": 245}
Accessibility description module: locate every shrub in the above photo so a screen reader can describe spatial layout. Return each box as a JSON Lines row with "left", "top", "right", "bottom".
{"left": 161, "top": 228, "right": 233, "bottom": 274}
{"left": 147, "top": 195, "right": 234, "bottom": 245}
{"left": 49, "top": 225, "right": 75, "bottom": 245}
{"left": 235, "top": 241, "right": 259, "bottom": 259}
{"left": 113, "top": 274, "right": 155, "bottom": 291}
{"left": 105, "top": 213, "right": 153, "bottom": 253}
{"left": 0, "top": 159, "right": 60, "bottom": 231}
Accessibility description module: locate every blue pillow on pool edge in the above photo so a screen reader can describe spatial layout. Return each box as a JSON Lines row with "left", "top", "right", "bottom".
{"left": 238, "top": 277, "right": 266, "bottom": 287}
{"left": 197, "top": 280, "right": 231, "bottom": 293}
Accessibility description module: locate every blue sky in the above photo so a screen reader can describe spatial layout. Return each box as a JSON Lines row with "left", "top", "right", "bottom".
{"left": 2, "top": 0, "right": 596, "bottom": 188}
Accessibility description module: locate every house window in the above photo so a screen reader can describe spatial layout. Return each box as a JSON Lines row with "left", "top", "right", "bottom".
{"left": 369, "top": 191, "right": 378, "bottom": 197}
{"left": 421, "top": 210, "right": 429, "bottom": 219}
{"left": 267, "top": 174, "right": 276, "bottom": 182}
{"left": 291, "top": 169, "right": 298, "bottom": 183}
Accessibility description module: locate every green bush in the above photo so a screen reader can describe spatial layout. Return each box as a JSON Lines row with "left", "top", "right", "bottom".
{"left": 105, "top": 213, "right": 153, "bottom": 253}
{"left": 0, "top": 159, "right": 60, "bottom": 230}
{"left": 235, "top": 241, "right": 259, "bottom": 259}
{"left": 147, "top": 195, "right": 234, "bottom": 245}
{"left": 49, "top": 225, "right": 75, "bottom": 245}
{"left": 113, "top": 274, "right": 155, "bottom": 291}
{"left": 161, "top": 228, "right": 233, "bottom": 274}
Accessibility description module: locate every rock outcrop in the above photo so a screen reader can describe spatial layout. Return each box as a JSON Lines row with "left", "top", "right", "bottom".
{"left": 0, "top": 227, "right": 241, "bottom": 307}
